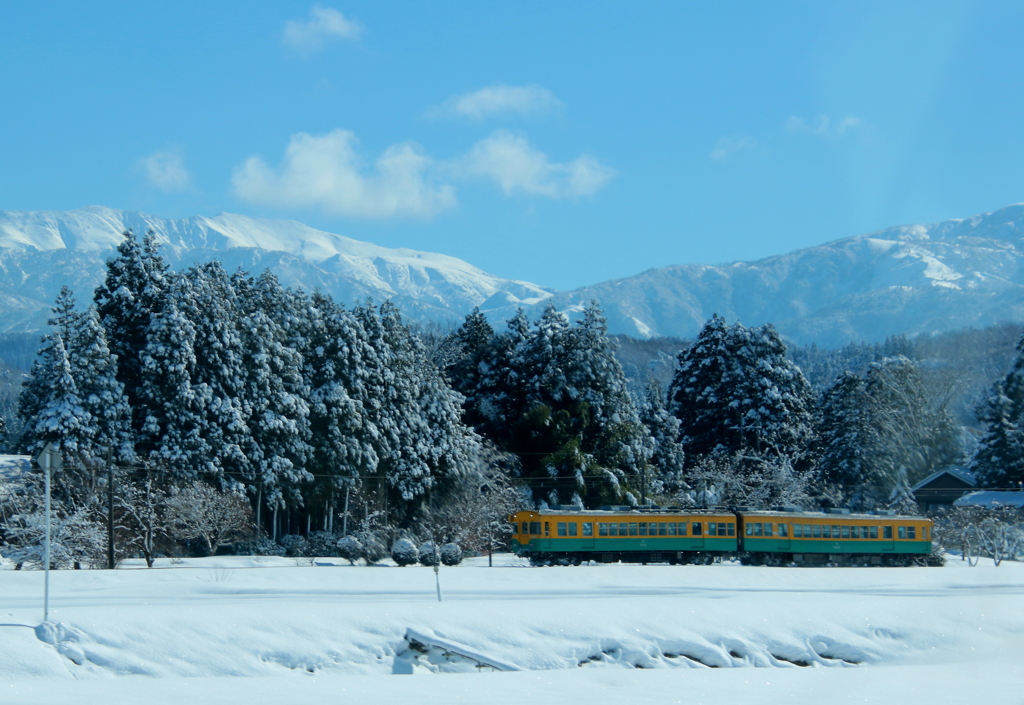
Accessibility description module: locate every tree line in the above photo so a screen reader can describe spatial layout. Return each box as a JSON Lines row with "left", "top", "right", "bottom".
{"left": 2, "top": 229, "right": 1023, "bottom": 567}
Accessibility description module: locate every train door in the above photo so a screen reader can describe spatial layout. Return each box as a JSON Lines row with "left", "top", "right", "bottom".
{"left": 880, "top": 524, "right": 895, "bottom": 553}
{"left": 580, "top": 520, "right": 595, "bottom": 550}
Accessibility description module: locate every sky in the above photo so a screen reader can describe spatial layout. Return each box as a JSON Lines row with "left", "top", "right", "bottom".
{"left": 2, "top": 1, "right": 1024, "bottom": 291}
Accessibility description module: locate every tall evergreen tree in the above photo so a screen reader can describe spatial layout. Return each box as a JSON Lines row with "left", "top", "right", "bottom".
{"left": 970, "top": 336, "right": 1024, "bottom": 488}
{"left": 94, "top": 230, "right": 169, "bottom": 433}
{"left": 668, "top": 315, "right": 814, "bottom": 464}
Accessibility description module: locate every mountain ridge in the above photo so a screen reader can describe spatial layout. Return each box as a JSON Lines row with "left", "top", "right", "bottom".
{"left": 3, "top": 203, "right": 1024, "bottom": 347}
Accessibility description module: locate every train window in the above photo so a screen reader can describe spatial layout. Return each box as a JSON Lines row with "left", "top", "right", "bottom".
{"left": 582, "top": 522, "right": 593, "bottom": 537}
{"left": 557, "top": 522, "right": 567, "bottom": 537}
{"left": 745, "top": 523, "right": 754, "bottom": 536}
{"left": 692, "top": 522, "right": 703, "bottom": 536}
{"left": 619, "top": 522, "right": 628, "bottom": 536}
{"left": 670, "top": 522, "right": 680, "bottom": 536}
{"left": 629, "top": 523, "right": 638, "bottom": 536}
{"left": 777, "top": 523, "right": 787, "bottom": 537}
{"left": 907, "top": 526, "right": 915, "bottom": 540}
{"left": 841, "top": 525, "right": 850, "bottom": 539}
{"left": 544, "top": 522, "right": 550, "bottom": 537}
{"left": 569, "top": 522, "right": 578, "bottom": 537}
{"left": 870, "top": 526, "right": 879, "bottom": 539}
{"left": 922, "top": 527, "right": 928, "bottom": 540}
{"left": 898, "top": 526, "right": 906, "bottom": 539}
{"left": 530, "top": 522, "right": 541, "bottom": 535}
{"left": 753, "top": 523, "right": 763, "bottom": 536}
{"left": 727, "top": 523, "right": 735, "bottom": 536}
{"left": 598, "top": 523, "right": 608, "bottom": 536}
{"left": 658, "top": 523, "right": 667, "bottom": 536}
{"left": 678, "top": 522, "right": 687, "bottom": 536}
{"left": 609, "top": 523, "right": 618, "bottom": 536}
{"left": 832, "top": 525, "right": 841, "bottom": 538}
{"left": 764, "top": 523, "right": 773, "bottom": 537}
{"left": 883, "top": 526, "right": 892, "bottom": 539}
{"left": 812, "top": 525, "right": 821, "bottom": 538}
{"left": 708, "top": 522, "right": 717, "bottom": 536}
{"left": 639, "top": 522, "right": 648, "bottom": 536}
{"left": 793, "top": 524, "right": 802, "bottom": 537}
{"left": 850, "top": 526, "right": 859, "bottom": 539}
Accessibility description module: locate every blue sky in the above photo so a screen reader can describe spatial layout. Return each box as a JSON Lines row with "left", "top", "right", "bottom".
{"left": 2, "top": 1, "right": 1023, "bottom": 291}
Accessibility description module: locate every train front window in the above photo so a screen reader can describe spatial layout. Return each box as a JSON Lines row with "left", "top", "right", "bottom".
{"left": 521, "top": 522, "right": 529, "bottom": 535}
{"left": 530, "top": 522, "right": 540, "bottom": 535}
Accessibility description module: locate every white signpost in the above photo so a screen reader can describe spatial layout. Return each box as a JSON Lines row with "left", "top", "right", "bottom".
{"left": 34, "top": 442, "right": 62, "bottom": 624}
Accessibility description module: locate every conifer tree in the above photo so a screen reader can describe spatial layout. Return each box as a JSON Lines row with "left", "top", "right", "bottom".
{"left": 94, "top": 230, "right": 169, "bottom": 431}
{"left": 970, "top": 337, "right": 1024, "bottom": 488}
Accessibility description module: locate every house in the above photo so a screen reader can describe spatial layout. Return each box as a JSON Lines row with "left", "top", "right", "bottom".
{"left": 911, "top": 467, "right": 977, "bottom": 511}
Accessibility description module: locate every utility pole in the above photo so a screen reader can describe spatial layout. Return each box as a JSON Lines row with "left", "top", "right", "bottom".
{"left": 35, "top": 443, "right": 62, "bottom": 624}
{"left": 106, "top": 447, "right": 115, "bottom": 570}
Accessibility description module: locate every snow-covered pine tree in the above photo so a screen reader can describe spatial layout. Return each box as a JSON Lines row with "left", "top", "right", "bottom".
{"left": 178, "top": 263, "right": 256, "bottom": 483}
{"left": 639, "top": 377, "right": 686, "bottom": 494}
{"left": 233, "top": 273, "right": 313, "bottom": 512}
{"left": 668, "top": 316, "right": 814, "bottom": 470}
{"left": 138, "top": 279, "right": 210, "bottom": 480}
{"left": 94, "top": 230, "right": 169, "bottom": 432}
{"left": 25, "top": 335, "right": 94, "bottom": 463}
{"left": 970, "top": 335, "right": 1024, "bottom": 489}
{"left": 813, "top": 372, "right": 874, "bottom": 508}
{"left": 68, "top": 307, "right": 135, "bottom": 464}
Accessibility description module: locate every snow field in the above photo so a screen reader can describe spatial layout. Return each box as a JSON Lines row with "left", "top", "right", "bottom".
{"left": 1, "top": 554, "right": 1022, "bottom": 704}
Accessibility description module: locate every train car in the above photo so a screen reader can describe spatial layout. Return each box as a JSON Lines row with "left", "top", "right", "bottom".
{"left": 509, "top": 507, "right": 738, "bottom": 565}
{"left": 736, "top": 509, "right": 933, "bottom": 566}
{"left": 509, "top": 506, "right": 934, "bottom": 567}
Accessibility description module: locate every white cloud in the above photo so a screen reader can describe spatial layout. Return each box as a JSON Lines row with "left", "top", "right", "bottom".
{"left": 787, "top": 114, "right": 863, "bottom": 137}
{"left": 455, "top": 130, "right": 615, "bottom": 198}
{"left": 710, "top": 136, "right": 757, "bottom": 161}
{"left": 232, "top": 129, "right": 456, "bottom": 220}
{"left": 427, "top": 84, "right": 563, "bottom": 120}
{"left": 141, "top": 150, "right": 191, "bottom": 192}
{"left": 282, "top": 6, "right": 361, "bottom": 54}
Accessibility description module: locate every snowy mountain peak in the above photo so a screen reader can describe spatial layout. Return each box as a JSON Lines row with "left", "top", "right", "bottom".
{"left": 0, "top": 207, "right": 553, "bottom": 333}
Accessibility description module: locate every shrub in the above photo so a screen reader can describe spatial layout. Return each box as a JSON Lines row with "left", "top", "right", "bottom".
{"left": 440, "top": 542, "right": 463, "bottom": 566}
{"left": 279, "top": 534, "right": 308, "bottom": 557}
{"left": 391, "top": 538, "right": 419, "bottom": 566}
{"left": 337, "top": 535, "right": 363, "bottom": 565}
{"left": 306, "top": 531, "right": 341, "bottom": 558}
{"left": 418, "top": 541, "right": 439, "bottom": 566}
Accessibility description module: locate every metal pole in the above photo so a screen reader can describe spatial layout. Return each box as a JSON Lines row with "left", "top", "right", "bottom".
{"left": 107, "top": 447, "right": 115, "bottom": 570}
{"left": 42, "top": 452, "right": 51, "bottom": 623}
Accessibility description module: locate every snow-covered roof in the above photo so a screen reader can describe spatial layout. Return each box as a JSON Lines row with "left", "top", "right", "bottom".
{"left": 953, "top": 491, "right": 1024, "bottom": 508}
{"left": 911, "top": 466, "right": 976, "bottom": 492}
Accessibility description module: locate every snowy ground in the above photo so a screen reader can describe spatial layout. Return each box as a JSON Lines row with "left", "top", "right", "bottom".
{"left": 1, "top": 553, "right": 1022, "bottom": 705}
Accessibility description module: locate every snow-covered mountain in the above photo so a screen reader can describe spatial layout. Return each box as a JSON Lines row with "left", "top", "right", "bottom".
{"left": 4, "top": 203, "right": 1024, "bottom": 347}
{"left": 509, "top": 204, "right": 1024, "bottom": 347}
{"left": 0, "top": 206, "right": 553, "bottom": 332}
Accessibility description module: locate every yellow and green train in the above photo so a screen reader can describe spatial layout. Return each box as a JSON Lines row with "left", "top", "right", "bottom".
{"left": 509, "top": 507, "right": 933, "bottom": 566}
